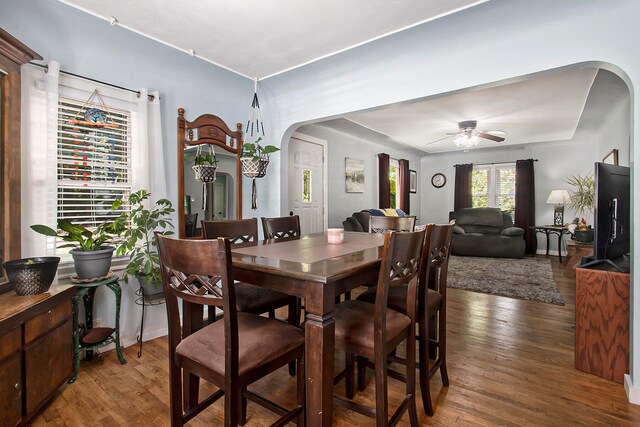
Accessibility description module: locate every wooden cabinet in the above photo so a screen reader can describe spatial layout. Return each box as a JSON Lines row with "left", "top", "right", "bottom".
{"left": 0, "top": 285, "right": 75, "bottom": 425}
{"left": 575, "top": 266, "right": 629, "bottom": 383}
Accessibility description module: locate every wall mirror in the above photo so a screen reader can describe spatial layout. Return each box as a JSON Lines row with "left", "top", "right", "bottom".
{"left": 177, "top": 108, "right": 243, "bottom": 238}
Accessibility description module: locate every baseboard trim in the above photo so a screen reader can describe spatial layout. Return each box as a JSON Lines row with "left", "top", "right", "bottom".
{"left": 536, "top": 249, "right": 561, "bottom": 256}
{"left": 624, "top": 374, "right": 640, "bottom": 405}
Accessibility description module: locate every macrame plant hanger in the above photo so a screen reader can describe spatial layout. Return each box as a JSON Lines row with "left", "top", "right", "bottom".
{"left": 192, "top": 144, "right": 218, "bottom": 211}
{"left": 243, "top": 78, "right": 266, "bottom": 209}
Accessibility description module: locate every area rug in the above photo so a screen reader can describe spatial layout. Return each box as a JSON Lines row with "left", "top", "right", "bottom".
{"left": 447, "top": 256, "right": 565, "bottom": 305}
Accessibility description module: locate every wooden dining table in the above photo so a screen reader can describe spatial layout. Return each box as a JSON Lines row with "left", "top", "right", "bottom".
{"left": 231, "top": 231, "right": 386, "bottom": 427}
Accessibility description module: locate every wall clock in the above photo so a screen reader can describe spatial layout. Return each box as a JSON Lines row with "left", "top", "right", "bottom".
{"left": 431, "top": 173, "right": 446, "bottom": 188}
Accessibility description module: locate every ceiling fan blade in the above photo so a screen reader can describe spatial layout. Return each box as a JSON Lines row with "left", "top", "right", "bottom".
{"left": 426, "top": 135, "right": 454, "bottom": 146}
{"left": 477, "top": 132, "right": 505, "bottom": 142}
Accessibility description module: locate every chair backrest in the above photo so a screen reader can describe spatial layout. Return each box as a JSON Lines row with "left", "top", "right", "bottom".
{"left": 156, "top": 234, "right": 239, "bottom": 366}
{"left": 369, "top": 215, "right": 416, "bottom": 234}
{"left": 419, "top": 224, "right": 454, "bottom": 303}
{"left": 261, "top": 215, "right": 301, "bottom": 240}
{"left": 201, "top": 218, "right": 259, "bottom": 247}
{"left": 374, "top": 229, "right": 426, "bottom": 345}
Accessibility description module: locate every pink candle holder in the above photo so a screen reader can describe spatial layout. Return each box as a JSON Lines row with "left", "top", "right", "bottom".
{"left": 327, "top": 228, "right": 345, "bottom": 244}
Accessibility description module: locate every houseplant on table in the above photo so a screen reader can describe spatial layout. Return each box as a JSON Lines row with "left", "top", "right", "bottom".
{"left": 565, "top": 173, "right": 595, "bottom": 243}
{"left": 115, "top": 189, "right": 174, "bottom": 295}
{"left": 30, "top": 216, "right": 125, "bottom": 280}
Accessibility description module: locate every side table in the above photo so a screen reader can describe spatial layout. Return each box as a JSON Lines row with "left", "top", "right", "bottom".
{"left": 68, "top": 275, "right": 127, "bottom": 383}
{"left": 531, "top": 225, "right": 570, "bottom": 263}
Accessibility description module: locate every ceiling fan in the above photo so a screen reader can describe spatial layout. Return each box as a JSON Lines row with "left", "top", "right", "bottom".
{"left": 427, "top": 120, "right": 506, "bottom": 148}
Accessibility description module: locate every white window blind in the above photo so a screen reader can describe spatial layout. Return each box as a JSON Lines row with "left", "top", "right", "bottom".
{"left": 56, "top": 96, "right": 132, "bottom": 249}
{"left": 472, "top": 164, "right": 516, "bottom": 219}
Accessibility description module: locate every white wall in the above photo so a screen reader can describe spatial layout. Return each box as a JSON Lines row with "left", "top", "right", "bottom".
{"left": 296, "top": 123, "right": 422, "bottom": 227}
{"left": 256, "top": 0, "right": 640, "bottom": 402}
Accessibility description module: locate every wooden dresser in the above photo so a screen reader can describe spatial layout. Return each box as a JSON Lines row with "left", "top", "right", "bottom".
{"left": 0, "top": 285, "right": 75, "bottom": 425}
{"left": 575, "top": 265, "right": 629, "bottom": 383}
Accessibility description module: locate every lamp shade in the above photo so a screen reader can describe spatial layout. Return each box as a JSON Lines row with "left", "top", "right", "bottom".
{"left": 546, "top": 189, "right": 570, "bottom": 205}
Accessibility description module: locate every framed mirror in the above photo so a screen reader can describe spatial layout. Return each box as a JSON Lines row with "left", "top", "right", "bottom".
{"left": 177, "top": 108, "right": 243, "bottom": 238}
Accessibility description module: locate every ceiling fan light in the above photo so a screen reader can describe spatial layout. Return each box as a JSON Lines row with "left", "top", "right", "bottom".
{"left": 453, "top": 133, "right": 479, "bottom": 148}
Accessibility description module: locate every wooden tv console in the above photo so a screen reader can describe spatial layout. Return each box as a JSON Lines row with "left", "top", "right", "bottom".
{"left": 575, "top": 263, "right": 629, "bottom": 383}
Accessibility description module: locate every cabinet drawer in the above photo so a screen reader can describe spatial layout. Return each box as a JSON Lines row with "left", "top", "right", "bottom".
{"left": 24, "top": 299, "right": 71, "bottom": 344}
{"left": 0, "top": 326, "right": 21, "bottom": 361}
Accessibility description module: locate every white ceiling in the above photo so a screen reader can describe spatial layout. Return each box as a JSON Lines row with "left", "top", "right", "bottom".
{"left": 343, "top": 67, "right": 599, "bottom": 153}
{"left": 57, "top": 0, "right": 487, "bottom": 79}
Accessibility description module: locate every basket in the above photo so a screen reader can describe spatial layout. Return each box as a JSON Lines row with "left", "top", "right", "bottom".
{"left": 192, "top": 164, "right": 218, "bottom": 183}
{"left": 3, "top": 257, "right": 60, "bottom": 296}
{"left": 241, "top": 157, "right": 269, "bottom": 178}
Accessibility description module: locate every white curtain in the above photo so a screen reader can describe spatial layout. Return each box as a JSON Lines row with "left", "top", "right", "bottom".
{"left": 21, "top": 62, "right": 59, "bottom": 258}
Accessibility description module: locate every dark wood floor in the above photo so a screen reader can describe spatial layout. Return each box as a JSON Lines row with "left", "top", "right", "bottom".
{"left": 31, "top": 257, "right": 640, "bottom": 426}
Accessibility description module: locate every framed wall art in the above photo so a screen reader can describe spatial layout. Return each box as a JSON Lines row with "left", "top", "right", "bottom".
{"left": 345, "top": 158, "right": 364, "bottom": 193}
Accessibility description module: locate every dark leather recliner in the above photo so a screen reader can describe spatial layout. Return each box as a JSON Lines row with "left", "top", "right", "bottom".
{"left": 449, "top": 207, "right": 525, "bottom": 259}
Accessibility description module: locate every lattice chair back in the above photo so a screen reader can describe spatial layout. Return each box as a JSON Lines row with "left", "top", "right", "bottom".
{"left": 419, "top": 224, "right": 454, "bottom": 301}
{"left": 369, "top": 215, "right": 416, "bottom": 234}
{"left": 261, "top": 215, "right": 301, "bottom": 240}
{"left": 201, "top": 218, "right": 259, "bottom": 248}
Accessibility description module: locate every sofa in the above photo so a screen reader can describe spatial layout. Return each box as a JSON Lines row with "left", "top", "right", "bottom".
{"left": 449, "top": 207, "right": 525, "bottom": 259}
{"left": 343, "top": 209, "right": 408, "bottom": 232}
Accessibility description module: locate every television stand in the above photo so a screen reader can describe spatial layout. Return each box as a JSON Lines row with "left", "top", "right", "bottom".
{"left": 578, "top": 257, "right": 626, "bottom": 272}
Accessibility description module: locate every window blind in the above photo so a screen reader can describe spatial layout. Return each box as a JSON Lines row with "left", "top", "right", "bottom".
{"left": 56, "top": 96, "right": 132, "bottom": 246}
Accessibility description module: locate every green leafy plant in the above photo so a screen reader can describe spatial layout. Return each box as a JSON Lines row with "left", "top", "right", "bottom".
{"left": 565, "top": 173, "right": 595, "bottom": 221}
{"left": 241, "top": 137, "right": 280, "bottom": 160}
{"left": 115, "top": 189, "right": 174, "bottom": 286}
{"left": 31, "top": 214, "right": 126, "bottom": 252}
{"left": 194, "top": 152, "right": 218, "bottom": 166}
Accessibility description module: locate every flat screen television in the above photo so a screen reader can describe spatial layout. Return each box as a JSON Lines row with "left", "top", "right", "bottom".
{"left": 580, "top": 162, "right": 630, "bottom": 271}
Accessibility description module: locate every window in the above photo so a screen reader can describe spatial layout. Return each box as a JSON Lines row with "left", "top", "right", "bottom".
{"left": 302, "top": 169, "right": 311, "bottom": 202}
{"left": 56, "top": 96, "right": 132, "bottom": 255}
{"left": 389, "top": 159, "right": 400, "bottom": 209}
{"left": 472, "top": 164, "right": 516, "bottom": 218}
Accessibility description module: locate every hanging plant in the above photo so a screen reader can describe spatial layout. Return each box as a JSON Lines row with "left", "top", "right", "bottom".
{"left": 192, "top": 145, "right": 218, "bottom": 183}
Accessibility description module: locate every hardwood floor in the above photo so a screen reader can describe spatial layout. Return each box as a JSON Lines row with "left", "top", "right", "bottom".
{"left": 31, "top": 258, "right": 640, "bottom": 426}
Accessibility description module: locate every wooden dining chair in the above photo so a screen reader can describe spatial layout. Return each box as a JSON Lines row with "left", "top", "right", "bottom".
{"left": 356, "top": 223, "right": 453, "bottom": 415}
{"left": 261, "top": 215, "right": 301, "bottom": 240}
{"left": 156, "top": 234, "right": 305, "bottom": 427}
{"left": 333, "top": 229, "right": 425, "bottom": 426}
{"left": 369, "top": 215, "right": 416, "bottom": 234}
{"left": 201, "top": 218, "right": 301, "bottom": 375}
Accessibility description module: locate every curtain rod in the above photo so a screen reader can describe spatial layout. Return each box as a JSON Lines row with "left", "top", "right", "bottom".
{"left": 29, "top": 61, "right": 155, "bottom": 101}
{"left": 454, "top": 159, "right": 538, "bottom": 167}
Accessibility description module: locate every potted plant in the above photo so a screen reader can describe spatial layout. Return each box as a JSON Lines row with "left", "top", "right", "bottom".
{"left": 3, "top": 257, "right": 60, "bottom": 295}
{"left": 192, "top": 149, "right": 219, "bottom": 183}
{"left": 565, "top": 173, "right": 595, "bottom": 243}
{"left": 30, "top": 216, "right": 125, "bottom": 280}
{"left": 115, "top": 189, "right": 174, "bottom": 295}
{"left": 240, "top": 137, "right": 280, "bottom": 178}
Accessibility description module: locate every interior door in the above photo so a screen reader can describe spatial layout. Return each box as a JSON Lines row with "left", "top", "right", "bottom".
{"left": 288, "top": 136, "right": 325, "bottom": 234}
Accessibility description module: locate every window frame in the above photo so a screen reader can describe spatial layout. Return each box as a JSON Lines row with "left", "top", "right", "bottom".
{"left": 472, "top": 163, "right": 516, "bottom": 217}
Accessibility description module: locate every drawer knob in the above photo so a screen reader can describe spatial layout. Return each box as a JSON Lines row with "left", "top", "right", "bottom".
{"left": 48, "top": 310, "right": 52, "bottom": 316}
{"left": 14, "top": 383, "right": 20, "bottom": 390}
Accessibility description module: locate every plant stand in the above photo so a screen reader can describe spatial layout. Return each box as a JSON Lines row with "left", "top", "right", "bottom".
{"left": 134, "top": 287, "right": 166, "bottom": 357}
{"left": 68, "top": 276, "right": 127, "bottom": 383}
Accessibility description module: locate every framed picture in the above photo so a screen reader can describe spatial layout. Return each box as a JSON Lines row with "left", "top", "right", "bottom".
{"left": 603, "top": 149, "right": 619, "bottom": 165}
{"left": 345, "top": 158, "right": 365, "bottom": 193}
{"left": 409, "top": 170, "right": 417, "bottom": 193}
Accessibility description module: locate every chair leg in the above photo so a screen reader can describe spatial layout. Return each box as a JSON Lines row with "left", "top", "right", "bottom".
{"left": 345, "top": 353, "right": 355, "bottom": 399}
{"left": 418, "top": 318, "right": 434, "bottom": 416}
{"left": 296, "top": 356, "right": 305, "bottom": 427}
{"left": 374, "top": 354, "right": 389, "bottom": 426}
{"left": 183, "top": 371, "right": 200, "bottom": 412}
{"left": 288, "top": 299, "right": 300, "bottom": 376}
{"left": 169, "top": 364, "right": 184, "bottom": 426}
{"left": 225, "top": 384, "right": 242, "bottom": 427}
{"left": 240, "top": 387, "right": 248, "bottom": 426}
{"left": 406, "top": 327, "right": 419, "bottom": 427}
{"left": 268, "top": 309, "right": 276, "bottom": 319}
{"left": 438, "top": 310, "right": 449, "bottom": 387}
{"left": 357, "top": 356, "right": 367, "bottom": 391}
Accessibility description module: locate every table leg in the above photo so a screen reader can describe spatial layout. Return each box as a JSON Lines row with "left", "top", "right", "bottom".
{"left": 304, "top": 285, "right": 335, "bottom": 427}
{"left": 68, "top": 289, "right": 85, "bottom": 384}
{"left": 106, "top": 280, "right": 127, "bottom": 365}
{"left": 545, "top": 230, "right": 550, "bottom": 257}
{"left": 82, "top": 288, "right": 97, "bottom": 360}
{"left": 557, "top": 233, "right": 563, "bottom": 263}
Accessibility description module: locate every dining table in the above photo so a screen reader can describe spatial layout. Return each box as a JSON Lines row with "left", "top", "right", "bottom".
{"left": 231, "top": 231, "right": 386, "bottom": 427}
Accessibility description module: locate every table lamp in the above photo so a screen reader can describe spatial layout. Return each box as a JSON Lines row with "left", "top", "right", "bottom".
{"left": 546, "top": 190, "right": 571, "bottom": 226}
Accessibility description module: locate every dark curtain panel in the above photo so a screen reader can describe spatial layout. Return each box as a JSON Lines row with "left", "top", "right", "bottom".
{"left": 399, "top": 159, "right": 410, "bottom": 214}
{"left": 378, "top": 153, "right": 390, "bottom": 208}
{"left": 453, "top": 163, "right": 473, "bottom": 211}
{"left": 515, "top": 159, "right": 536, "bottom": 254}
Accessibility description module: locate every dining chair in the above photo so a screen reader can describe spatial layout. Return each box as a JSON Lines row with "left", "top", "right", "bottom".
{"left": 156, "top": 234, "right": 305, "bottom": 427}
{"left": 184, "top": 213, "right": 198, "bottom": 237}
{"left": 356, "top": 223, "right": 454, "bottom": 415}
{"left": 369, "top": 215, "right": 416, "bottom": 234}
{"left": 333, "top": 229, "right": 425, "bottom": 426}
{"left": 261, "top": 215, "right": 301, "bottom": 240}
{"left": 201, "top": 218, "right": 301, "bottom": 376}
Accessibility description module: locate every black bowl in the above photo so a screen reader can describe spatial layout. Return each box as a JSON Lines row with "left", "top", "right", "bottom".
{"left": 3, "top": 257, "right": 60, "bottom": 296}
